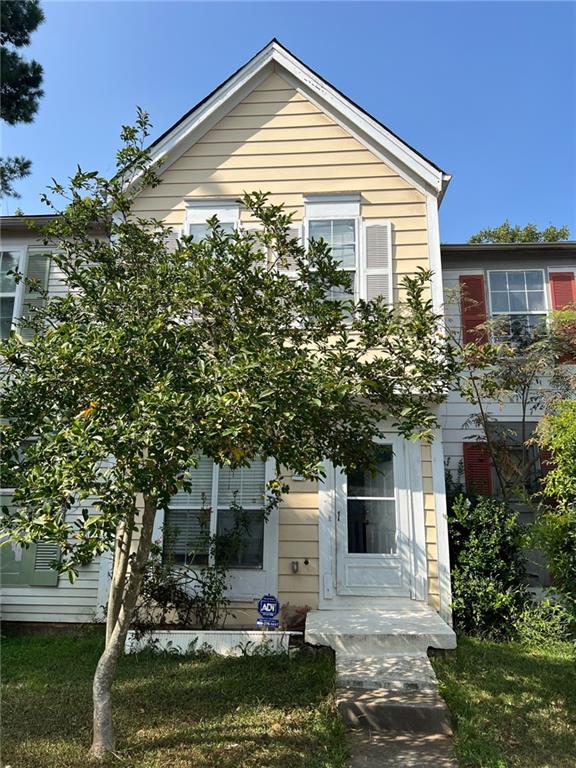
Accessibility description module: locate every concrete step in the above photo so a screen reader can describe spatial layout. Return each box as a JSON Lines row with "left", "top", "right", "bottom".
{"left": 305, "top": 607, "right": 457, "bottom": 656}
{"left": 336, "top": 653, "right": 439, "bottom": 691}
{"left": 347, "top": 729, "right": 458, "bottom": 768}
{"left": 338, "top": 688, "right": 453, "bottom": 735}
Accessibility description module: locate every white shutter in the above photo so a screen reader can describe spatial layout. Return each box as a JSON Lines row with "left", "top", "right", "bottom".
{"left": 20, "top": 253, "right": 51, "bottom": 340}
{"left": 277, "top": 224, "right": 302, "bottom": 275}
{"left": 218, "top": 460, "right": 266, "bottom": 508}
{"left": 362, "top": 221, "right": 393, "bottom": 305}
{"left": 165, "top": 227, "right": 182, "bottom": 253}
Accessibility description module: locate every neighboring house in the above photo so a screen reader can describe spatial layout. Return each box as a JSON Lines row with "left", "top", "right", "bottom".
{"left": 1, "top": 215, "right": 110, "bottom": 623}
{"left": 440, "top": 241, "right": 576, "bottom": 588}
{"left": 0, "top": 39, "right": 470, "bottom": 638}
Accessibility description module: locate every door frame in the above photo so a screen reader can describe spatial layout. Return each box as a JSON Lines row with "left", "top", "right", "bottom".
{"left": 318, "top": 433, "right": 428, "bottom": 609}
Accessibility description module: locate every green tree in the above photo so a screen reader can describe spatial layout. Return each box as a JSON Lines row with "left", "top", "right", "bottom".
{"left": 468, "top": 220, "right": 570, "bottom": 244}
{"left": 0, "top": 0, "right": 45, "bottom": 197}
{"left": 450, "top": 315, "right": 574, "bottom": 502}
{"left": 0, "top": 111, "right": 456, "bottom": 758}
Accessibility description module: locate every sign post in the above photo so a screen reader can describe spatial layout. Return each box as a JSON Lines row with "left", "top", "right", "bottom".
{"left": 257, "top": 594, "right": 280, "bottom": 630}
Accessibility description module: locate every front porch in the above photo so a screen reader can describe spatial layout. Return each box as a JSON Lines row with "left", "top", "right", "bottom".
{"left": 305, "top": 601, "right": 456, "bottom": 690}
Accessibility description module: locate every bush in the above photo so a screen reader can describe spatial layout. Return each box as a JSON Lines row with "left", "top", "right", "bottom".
{"left": 448, "top": 494, "right": 528, "bottom": 639}
{"left": 514, "top": 599, "right": 575, "bottom": 646}
{"left": 530, "top": 505, "right": 576, "bottom": 615}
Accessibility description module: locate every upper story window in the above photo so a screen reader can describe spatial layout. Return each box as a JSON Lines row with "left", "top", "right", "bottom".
{"left": 303, "top": 195, "right": 393, "bottom": 306}
{"left": 308, "top": 219, "right": 357, "bottom": 301}
{"left": 0, "top": 249, "right": 52, "bottom": 340}
{"left": 0, "top": 251, "right": 21, "bottom": 339}
{"left": 487, "top": 269, "right": 547, "bottom": 338}
{"left": 185, "top": 200, "right": 240, "bottom": 242}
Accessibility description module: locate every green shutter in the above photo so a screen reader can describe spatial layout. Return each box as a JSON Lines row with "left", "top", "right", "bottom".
{"left": 20, "top": 252, "right": 51, "bottom": 341}
{"left": 1, "top": 493, "right": 60, "bottom": 586}
{"left": 0, "top": 541, "right": 60, "bottom": 586}
{"left": 29, "top": 541, "right": 60, "bottom": 586}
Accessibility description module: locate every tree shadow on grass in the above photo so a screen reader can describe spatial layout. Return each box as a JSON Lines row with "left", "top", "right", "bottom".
{"left": 2, "top": 638, "right": 346, "bottom": 768}
{"left": 432, "top": 636, "right": 576, "bottom": 768}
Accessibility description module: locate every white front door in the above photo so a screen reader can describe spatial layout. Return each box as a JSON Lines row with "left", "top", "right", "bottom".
{"left": 335, "top": 439, "right": 412, "bottom": 596}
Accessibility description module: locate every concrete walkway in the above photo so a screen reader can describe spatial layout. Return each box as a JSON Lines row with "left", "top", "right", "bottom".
{"left": 305, "top": 604, "right": 459, "bottom": 766}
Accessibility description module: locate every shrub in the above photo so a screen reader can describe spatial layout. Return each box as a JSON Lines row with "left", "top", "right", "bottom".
{"left": 514, "top": 599, "right": 575, "bottom": 646}
{"left": 529, "top": 506, "right": 576, "bottom": 615}
{"left": 448, "top": 494, "right": 528, "bottom": 638}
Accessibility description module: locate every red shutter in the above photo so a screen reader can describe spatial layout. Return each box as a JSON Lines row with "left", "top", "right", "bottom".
{"left": 550, "top": 272, "right": 576, "bottom": 363}
{"left": 459, "top": 275, "right": 488, "bottom": 344}
{"left": 549, "top": 272, "right": 576, "bottom": 309}
{"left": 539, "top": 448, "right": 554, "bottom": 477}
{"left": 463, "top": 442, "right": 493, "bottom": 496}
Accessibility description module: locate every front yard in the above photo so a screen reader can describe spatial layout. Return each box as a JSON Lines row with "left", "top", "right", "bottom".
{"left": 1, "top": 633, "right": 347, "bottom": 768}
{"left": 3, "top": 632, "right": 575, "bottom": 768}
{"left": 432, "top": 635, "right": 576, "bottom": 768}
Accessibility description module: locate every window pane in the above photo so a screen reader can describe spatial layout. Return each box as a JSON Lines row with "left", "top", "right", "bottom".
{"left": 527, "top": 290, "right": 546, "bottom": 311}
{"left": 216, "top": 508, "right": 264, "bottom": 567}
{"left": 509, "top": 291, "right": 528, "bottom": 312}
{"left": 0, "top": 296, "right": 15, "bottom": 339}
{"left": 489, "top": 272, "right": 508, "bottom": 292}
{"left": 189, "top": 221, "right": 235, "bottom": 241}
{"left": 331, "top": 220, "right": 356, "bottom": 269}
{"left": 507, "top": 271, "right": 526, "bottom": 291}
{"left": 347, "top": 499, "right": 397, "bottom": 554}
{"left": 0, "top": 252, "right": 19, "bottom": 293}
{"left": 525, "top": 271, "right": 544, "bottom": 290}
{"left": 218, "top": 460, "right": 266, "bottom": 508}
{"left": 164, "top": 508, "right": 209, "bottom": 566}
{"left": 491, "top": 291, "right": 509, "bottom": 312}
{"left": 330, "top": 274, "right": 355, "bottom": 303}
{"left": 309, "top": 220, "right": 331, "bottom": 243}
{"left": 348, "top": 445, "right": 394, "bottom": 497}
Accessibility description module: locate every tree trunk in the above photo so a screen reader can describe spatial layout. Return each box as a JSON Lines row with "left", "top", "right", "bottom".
{"left": 106, "top": 514, "right": 134, "bottom": 646}
{"left": 90, "top": 496, "right": 156, "bottom": 759}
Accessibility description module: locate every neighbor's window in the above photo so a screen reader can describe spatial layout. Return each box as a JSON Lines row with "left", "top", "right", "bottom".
{"left": 164, "top": 456, "right": 266, "bottom": 569}
{"left": 308, "top": 219, "right": 357, "bottom": 301}
{"left": 0, "top": 251, "right": 20, "bottom": 339}
{"left": 488, "top": 269, "right": 547, "bottom": 339}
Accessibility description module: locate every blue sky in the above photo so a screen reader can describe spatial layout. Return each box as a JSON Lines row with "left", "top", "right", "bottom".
{"left": 3, "top": 1, "right": 575, "bottom": 242}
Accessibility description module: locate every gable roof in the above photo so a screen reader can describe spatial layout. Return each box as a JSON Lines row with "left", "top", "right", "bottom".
{"left": 146, "top": 39, "right": 451, "bottom": 200}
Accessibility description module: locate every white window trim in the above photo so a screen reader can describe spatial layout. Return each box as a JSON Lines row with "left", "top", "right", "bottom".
{"left": 1, "top": 248, "right": 27, "bottom": 337}
{"left": 184, "top": 198, "right": 240, "bottom": 236}
{"left": 486, "top": 267, "right": 548, "bottom": 322}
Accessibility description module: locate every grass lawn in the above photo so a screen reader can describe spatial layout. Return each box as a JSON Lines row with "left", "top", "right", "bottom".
{"left": 432, "top": 635, "right": 576, "bottom": 768}
{"left": 1, "top": 633, "right": 347, "bottom": 768}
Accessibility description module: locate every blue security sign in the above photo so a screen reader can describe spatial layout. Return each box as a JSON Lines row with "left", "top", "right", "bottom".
{"left": 258, "top": 594, "right": 279, "bottom": 619}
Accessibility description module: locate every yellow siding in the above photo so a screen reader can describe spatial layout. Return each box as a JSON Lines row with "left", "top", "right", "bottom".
{"left": 131, "top": 72, "right": 430, "bottom": 300}
{"left": 130, "top": 71, "right": 438, "bottom": 612}
{"left": 277, "top": 479, "right": 319, "bottom": 610}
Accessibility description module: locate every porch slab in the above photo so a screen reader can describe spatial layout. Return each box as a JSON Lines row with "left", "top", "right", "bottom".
{"left": 305, "top": 605, "right": 457, "bottom": 656}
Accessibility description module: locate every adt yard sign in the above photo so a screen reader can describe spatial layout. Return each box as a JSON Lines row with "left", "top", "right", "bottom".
{"left": 258, "top": 594, "right": 279, "bottom": 619}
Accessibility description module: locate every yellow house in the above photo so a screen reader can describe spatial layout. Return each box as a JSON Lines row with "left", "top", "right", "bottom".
{"left": 1, "top": 41, "right": 455, "bottom": 665}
